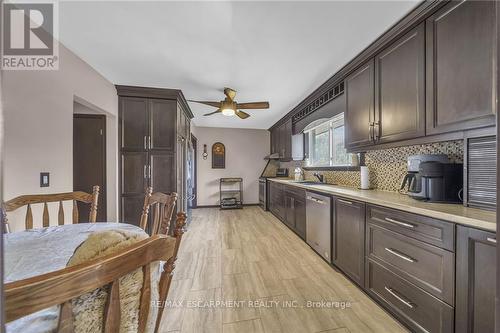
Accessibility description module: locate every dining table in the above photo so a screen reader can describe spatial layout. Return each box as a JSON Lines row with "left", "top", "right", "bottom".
{"left": 4, "top": 222, "right": 148, "bottom": 333}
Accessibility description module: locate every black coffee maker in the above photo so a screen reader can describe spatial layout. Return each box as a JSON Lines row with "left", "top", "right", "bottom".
{"left": 400, "top": 154, "right": 449, "bottom": 194}
{"left": 408, "top": 161, "right": 463, "bottom": 203}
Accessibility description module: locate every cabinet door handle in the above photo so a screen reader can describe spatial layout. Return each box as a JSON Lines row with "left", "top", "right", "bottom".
{"left": 148, "top": 165, "right": 152, "bottom": 179}
{"left": 384, "top": 217, "right": 415, "bottom": 229}
{"left": 487, "top": 237, "right": 497, "bottom": 244}
{"left": 148, "top": 136, "right": 152, "bottom": 149}
{"left": 338, "top": 199, "right": 353, "bottom": 205}
{"left": 144, "top": 165, "right": 148, "bottom": 179}
{"left": 385, "top": 248, "right": 417, "bottom": 263}
{"left": 144, "top": 136, "right": 148, "bottom": 150}
{"left": 368, "top": 122, "right": 374, "bottom": 141}
{"left": 306, "top": 196, "right": 325, "bottom": 204}
{"left": 384, "top": 287, "right": 415, "bottom": 309}
{"left": 374, "top": 121, "right": 380, "bottom": 142}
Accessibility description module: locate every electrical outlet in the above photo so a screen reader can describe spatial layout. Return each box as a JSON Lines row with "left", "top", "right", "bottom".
{"left": 40, "top": 172, "right": 50, "bottom": 187}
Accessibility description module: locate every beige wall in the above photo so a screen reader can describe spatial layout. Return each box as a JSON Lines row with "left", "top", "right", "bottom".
{"left": 2, "top": 43, "right": 118, "bottom": 231}
{"left": 192, "top": 126, "right": 269, "bottom": 206}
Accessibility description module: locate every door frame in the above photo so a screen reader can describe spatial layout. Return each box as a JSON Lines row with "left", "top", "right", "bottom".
{"left": 191, "top": 134, "right": 198, "bottom": 208}
{"left": 496, "top": 0, "right": 500, "bottom": 330}
{"left": 73, "top": 113, "right": 107, "bottom": 220}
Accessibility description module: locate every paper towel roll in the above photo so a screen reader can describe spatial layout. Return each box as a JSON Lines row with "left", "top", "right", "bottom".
{"left": 360, "top": 166, "right": 370, "bottom": 190}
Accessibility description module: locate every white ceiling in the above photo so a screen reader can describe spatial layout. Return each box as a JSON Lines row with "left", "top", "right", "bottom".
{"left": 59, "top": 1, "right": 419, "bottom": 129}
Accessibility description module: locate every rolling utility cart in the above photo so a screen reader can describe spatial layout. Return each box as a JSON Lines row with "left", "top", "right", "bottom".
{"left": 220, "top": 178, "right": 243, "bottom": 209}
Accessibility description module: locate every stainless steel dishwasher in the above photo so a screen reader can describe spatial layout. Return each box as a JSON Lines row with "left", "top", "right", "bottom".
{"left": 306, "top": 191, "right": 331, "bottom": 261}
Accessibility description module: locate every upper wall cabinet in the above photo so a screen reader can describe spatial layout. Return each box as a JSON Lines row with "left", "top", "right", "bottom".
{"left": 426, "top": 0, "right": 496, "bottom": 135}
{"left": 345, "top": 59, "right": 375, "bottom": 150}
{"left": 282, "top": 118, "right": 292, "bottom": 160}
{"left": 270, "top": 118, "right": 292, "bottom": 161}
{"left": 271, "top": 126, "right": 279, "bottom": 155}
{"left": 374, "top": 23, "right": 425, "bottom": 143}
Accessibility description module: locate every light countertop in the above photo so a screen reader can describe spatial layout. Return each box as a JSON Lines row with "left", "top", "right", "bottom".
{"left": 268, "top": 178, "right": 497, "bottom": 232}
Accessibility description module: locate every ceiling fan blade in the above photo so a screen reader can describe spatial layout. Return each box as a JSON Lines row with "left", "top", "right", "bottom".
{"left": 224, "top": 87, "right": 237, "bottom": 101}
{"left": 235, "top": 110, "right": 250, "bottom": 119}
{"left": 203, "top": 109, "right": 221, "bottom": 116}
{"left": 188, "top": 100, "right": 221, "bottom": 108}
{"left": 236, "top": 102, "right": 269, "bottom": 109}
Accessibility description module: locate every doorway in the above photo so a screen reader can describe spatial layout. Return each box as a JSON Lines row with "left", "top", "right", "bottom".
{"left": 73, "top": 114, "right": 107, "bottom": 221}
{"left": 191, "top": 134, "right": 198, "bottom": 208}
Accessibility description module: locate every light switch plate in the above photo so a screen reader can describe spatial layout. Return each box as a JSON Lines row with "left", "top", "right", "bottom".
{"left": 40, "top": 172, "right": 50, "bottom": 187}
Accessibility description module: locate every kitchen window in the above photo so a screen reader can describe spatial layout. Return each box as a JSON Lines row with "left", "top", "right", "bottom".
{"left": 304, "top": 113, "right": 352, "bottom": 168}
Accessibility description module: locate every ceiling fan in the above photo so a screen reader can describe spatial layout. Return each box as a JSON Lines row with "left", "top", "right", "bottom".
{"left": 189, "top": 88, "right": 269, "bottom": 119}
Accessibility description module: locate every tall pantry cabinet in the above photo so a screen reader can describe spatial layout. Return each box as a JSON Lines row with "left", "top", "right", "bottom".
{"left": 116, "top": 85, "right": 193, "bottom": 232}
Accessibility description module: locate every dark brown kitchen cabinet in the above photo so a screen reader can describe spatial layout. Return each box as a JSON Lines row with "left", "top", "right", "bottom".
{"left": 332, "top": 197, "right": 365, "bottom": 287}
{"left": 366, "top": 222, "right": 455, "bottom": 305}
{"left": 121, "top": 152, "right": 148, "bottom": 195}
{"left": 120, "top": 152, "right": 148, "bottom": 226}
{"left": 117, "top": 86, "right": 193, "bottom": 232}
{"left": 366, "top": 259, "right": 454, "bottom": 333}
{"left": 282, "top": 119, "right": 292, "bottom": 160}
{"left": 150, "top": 152, "right": 175, "bottom": 194}
{"left": 270, "top": 127, "right": 280, "bottom": 155}
{"left": 284, "top": 195, "right": 295, "bottom": 229}
{"left": 120, "top": 97, "right": 149, "bottom": 150}
{"left": 284, "top": 186, "right": 306, "bottom": 240}
{"left": 456, "top": 226, "right": 496, "bottom": 333}
{"left": 374, "top": 23, "right": 425, "bottom": 143}
{"left": 150, "top": 99, "right": 176, "bottom": 151}
{"left": 345, "top": 60, "right": 375, "bottom": 150}
{"left": 270, "top": 118, "right": 292, "bottom": 160}
{"left": 269, "top": 182, "right": 285, "bottom": 221}
{"left": 426, "top": 0, "right": 496, "bottom": 135}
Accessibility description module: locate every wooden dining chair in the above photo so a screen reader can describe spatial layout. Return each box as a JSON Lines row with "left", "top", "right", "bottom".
{"left": 138, "top": 187, "right": 186, "bottom": 332}
{"left": 4, "top": 234, "right": 177, "bottom": 333}
{"left": 139, "top": 187, "right": 178, "bottom": 235}
{"left": 155, "top": 211, "right": 186, "bottom": 332}
{"left": 3, "top": 186, "right": 100, "bottom": 231}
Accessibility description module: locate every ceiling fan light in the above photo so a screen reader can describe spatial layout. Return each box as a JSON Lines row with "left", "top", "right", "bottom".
{"left": 221, "top": 108, "right": 235, "bottom": 116}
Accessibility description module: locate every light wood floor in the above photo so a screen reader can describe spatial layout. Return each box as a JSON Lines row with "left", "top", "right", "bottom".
{"left": 159, "top": 207, "right": 408, "bottom": 333}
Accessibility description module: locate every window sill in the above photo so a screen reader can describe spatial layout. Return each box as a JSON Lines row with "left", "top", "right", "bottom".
{"left": 302, "top": 166, "right": 360, "bottom": 171}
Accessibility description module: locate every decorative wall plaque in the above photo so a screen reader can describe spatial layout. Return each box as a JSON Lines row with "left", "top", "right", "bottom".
{"left": 212, "top": 142, "right": 225, "bottom": 169}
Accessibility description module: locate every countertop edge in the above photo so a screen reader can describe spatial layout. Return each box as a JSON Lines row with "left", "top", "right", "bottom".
{"left": 268, "top": 178, "right": 497, "bottom": 232}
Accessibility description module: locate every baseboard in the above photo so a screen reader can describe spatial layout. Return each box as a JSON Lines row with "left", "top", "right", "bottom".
{"left": 194, "top": 203, "right": 260, "bottom": 209}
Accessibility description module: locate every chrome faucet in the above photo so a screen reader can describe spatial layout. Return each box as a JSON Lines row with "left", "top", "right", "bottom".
{"left": 313, "top": 172, "right": 324, "bottom": 183}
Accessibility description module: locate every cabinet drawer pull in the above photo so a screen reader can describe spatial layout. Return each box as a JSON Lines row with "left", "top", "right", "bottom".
{"left": 385, "top": 248, "right": 417, "bottom": 263}
{"left": 338, "top": 199, "right": 353, "bottom": 205}
{"left": 487, "top": 237, "right": 497, "bottom": 244}
{"left": 384, "top": 217, "right": 415, "bottom": 229}
{"left": 384, "top": 287, "right": 415, "bottom": 309}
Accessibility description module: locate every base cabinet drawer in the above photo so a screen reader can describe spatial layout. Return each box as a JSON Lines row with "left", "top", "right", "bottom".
{"left": 366, "top": 259, "right": 454, "bottom": 333}
{"left": 366, "top": 224, "right": 455, "bottom": 305}
{"left": 366, "top": 204, "right": 455, "bottom": 251}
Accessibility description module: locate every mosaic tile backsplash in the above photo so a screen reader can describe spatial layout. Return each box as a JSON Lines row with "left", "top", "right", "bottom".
{"left": 282, "top": 140, "right": 464, "bottom": 192}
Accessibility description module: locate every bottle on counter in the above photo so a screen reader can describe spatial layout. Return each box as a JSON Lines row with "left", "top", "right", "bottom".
{"left": 294, "top": 167, "right": 304, "bottom": 181}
